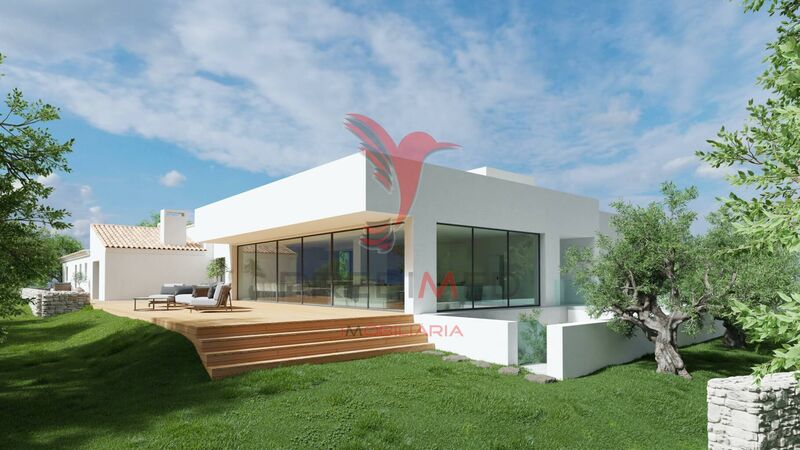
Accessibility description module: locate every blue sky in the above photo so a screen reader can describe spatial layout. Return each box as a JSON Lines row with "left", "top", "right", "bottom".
{"left": 0, "top": 0, "right": 778, "bottom": 244}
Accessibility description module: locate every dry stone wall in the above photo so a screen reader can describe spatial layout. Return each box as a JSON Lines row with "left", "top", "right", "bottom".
{"left": 708, "top": 372, "right": 799, "bottom": 449}
{"left": 22, "top": 288, "right": 90, "bottom": 317}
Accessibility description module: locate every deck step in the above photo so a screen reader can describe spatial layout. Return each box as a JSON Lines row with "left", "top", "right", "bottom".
{"left": 203, "top": 333, "right": 429, "bottom": 366}
{"left": 181, "top": 314, "right": 415, "bottom": 339}
{"left": 208, "top": 342, "right": 435, "bottom": 379}
{"left": 198, "top": 322, "right": 423, "bottom": 352}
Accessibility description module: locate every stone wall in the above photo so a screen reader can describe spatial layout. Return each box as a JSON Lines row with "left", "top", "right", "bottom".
{"left": 708, "top": 372, "right": 799, "bottom": 449}
{"left": 22, "top": 288, "right": 90, "bottom": 317}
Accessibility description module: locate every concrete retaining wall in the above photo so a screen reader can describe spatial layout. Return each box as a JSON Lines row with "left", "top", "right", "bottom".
{"left": 708, "top": 372, "right": 799, "bottom": 449}
{"left": 22, "top": 288, "right": 90, "bottom": 317}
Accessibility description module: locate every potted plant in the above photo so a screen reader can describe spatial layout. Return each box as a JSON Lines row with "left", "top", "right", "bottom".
{"left": 206, "top": 257, "right": 229, "bottom": 284}
{"left": 72, "top": 271, "right": 85, "bottom": 292}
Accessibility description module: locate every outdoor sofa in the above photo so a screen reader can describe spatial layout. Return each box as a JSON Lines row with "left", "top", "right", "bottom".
{"left": 175, "top": 283, "right": 232, "bottom": 312}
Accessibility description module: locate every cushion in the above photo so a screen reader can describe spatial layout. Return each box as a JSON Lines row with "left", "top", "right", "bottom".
{"left": 160, "top": 285, "right": 178, "bottom": 295}
{"left": 174, "top": 285, "right": 194, "bottom": 295}
{"left": 188, "top": 297, "right": 218, "bottom": 307}
{"left": 192, "top": 286, "right": 209, "bottom": 298}
{"left": 174, "top": 294, "right": 196, "bottom": 304}
{"left": 207, "top": 283, "right": 217, "bottom": 299}
{"left": 213, "top": 282, "right": 225, "bottom": 301}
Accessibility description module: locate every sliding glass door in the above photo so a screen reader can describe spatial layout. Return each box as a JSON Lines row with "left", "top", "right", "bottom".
{"left": 237, "top": 244, "right": 256, "bottom": 300}
{"left": 256, "top": 242, "right": 278, "bottom": 301}
{"left": 278, "top": 238, "right": 302, "bottom": 303}
{"left": 302, "top": 234, "right": 332, "bottom": 305}
{"left": 332, "top": 229, "right": 369, "bottom": 308}
{"left": 473, "top": 227, "right": 508, "bottom": 308}
{"left": 436, "top": 224, "right": 472, "bottom": 311}
{"left": 368, "top": 224, "right": 405, "bottom": 310}
{"left": 435, "top": 224, "right": 540, "bottom": 311}
{"left": 237, "top": 224, "right": 404, "bottom": 309}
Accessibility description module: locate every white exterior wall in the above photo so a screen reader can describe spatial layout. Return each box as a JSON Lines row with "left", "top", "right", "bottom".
{"left": 365, "top": 160, "right": 602, "bottom": 314}
{"left": 192, "top": 154, "right": 374, "bottom": 245}
{"left": 192, "top": 153, "right": 605, "bottom": 312}
{"left": 546, "top": 318, "right": 724, "bottom": 379}
{"left": 415, "top": 313, "right": 518, "bottom": 365}
{"left": 61, "top": 255, "right": 91, "bottom": 291}
{"left": 100, "top": 248, "right": 211, "bottom": 300}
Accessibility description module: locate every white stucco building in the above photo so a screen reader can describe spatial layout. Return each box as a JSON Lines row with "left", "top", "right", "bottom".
{"left": 61, "top": 210, "right": 228, "bottom": 301}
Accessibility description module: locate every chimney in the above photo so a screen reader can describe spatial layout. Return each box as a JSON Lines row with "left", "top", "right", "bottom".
{"left": 159, "top": 209, "right": 187, "bottom": 245}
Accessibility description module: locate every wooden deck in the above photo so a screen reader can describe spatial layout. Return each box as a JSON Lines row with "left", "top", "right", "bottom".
{"left": 94, "top": 300, "right": 433, "bottom": 379}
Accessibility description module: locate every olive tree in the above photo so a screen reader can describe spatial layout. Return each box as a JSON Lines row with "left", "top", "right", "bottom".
{"left": 565, "top": 183, "right": 736, "bottom": 379}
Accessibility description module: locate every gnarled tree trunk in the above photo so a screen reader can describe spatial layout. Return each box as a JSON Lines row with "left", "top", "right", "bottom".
{"left": 722, "top": 319, "right": 746, "bottom": 348}
{"left": 653, "top": 330, "right": 691, "bottom": 379}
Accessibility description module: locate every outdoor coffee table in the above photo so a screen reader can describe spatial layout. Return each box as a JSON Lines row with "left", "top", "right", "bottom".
{"left": 133, "top": 295, "right": 176, "bottom": 311}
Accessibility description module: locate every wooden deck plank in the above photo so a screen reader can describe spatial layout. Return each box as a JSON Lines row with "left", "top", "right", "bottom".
{"left": 93, "top": 299, "right": 433, "bottom": 380}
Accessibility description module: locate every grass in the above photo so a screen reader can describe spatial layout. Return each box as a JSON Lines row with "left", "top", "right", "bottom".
{"left": 0, "top": 309, "right": 769, "bottom": 449}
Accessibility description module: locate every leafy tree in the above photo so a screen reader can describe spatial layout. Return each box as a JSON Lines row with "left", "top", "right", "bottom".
{"left": 137, "top": 211, "right": 160, "bottom": 227}
{"left": 702, "top": 214, "right": 800, "bottom": 348}
{"left": 696, "top": 0, "right": 800, "bottom": 376}
{"left": 38, "top": 232, "right": 83, "bottom": 284}
{"left": 564, "top": 183, "right": 737, "bottom": 379}
{"left": 0, "top": 53, "right": 74, "bottom": 336}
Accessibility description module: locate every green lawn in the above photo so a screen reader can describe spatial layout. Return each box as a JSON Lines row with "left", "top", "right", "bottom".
{"left": 0, "top": 309, "right": 768, "bottom": 449}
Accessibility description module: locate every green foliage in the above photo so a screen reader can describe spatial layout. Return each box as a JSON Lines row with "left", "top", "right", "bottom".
{"left": 562, "top": 183, "right": 754, "bottom": 377}
{"left": 0, "top": 309, "right": 770, "bottom": 448}
{"left": 702, "top": 214, "right": 800, "bottom": 321}
{"left": 137, "top": 211, "right": 160, "bottom": 227}
{"left": 206, "top": 257, "right": 228, "bottom": 281}
{"left": 733, "top": 293, "right": 800, "bottom": 379}
{"left": 697, "top": 0, "right": 800, "bottom": 376}
{"left": 518, "top": 309, "right": 547, "bottom": 365}
{"left": 564, "top": 182, "right": 717, "bottom": 328}
{"left": 38, "top": 232, "right": 82, "bottom": 284}
{"left": 0, "top": 53, "right": 74, "bottom": 337}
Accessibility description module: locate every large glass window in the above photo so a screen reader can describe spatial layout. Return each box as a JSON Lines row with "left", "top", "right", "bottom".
{"left": 302, "top": 234, "right": 332, "bottom": 305}
{"left": 436, "top": 224, "right": 472, "bottom": 310}
{"left": 473, "top": 227, "right": 508, "bottom": 308}
{"left": 368, "top": 224, "right": 405, "bottom": 310}
{"left": 236, "top": 224, "right": 404, "bottom": 309}
{"left": 237, "top": 244, "right": 256, "bottom": 300}
{"left": 435, "top": 224, "right": 540, "bottom": 311}
{"left": 256, "top": 242, "right": 278, "bottom": 301}
{"left": 332, "top": 229, "right": 369, "bottom": 308}
{"left": 509, "top": 232, "right": 539, "bottom": 307}
{"left": 278, "top": 238, "right": 302, "bottom": 303}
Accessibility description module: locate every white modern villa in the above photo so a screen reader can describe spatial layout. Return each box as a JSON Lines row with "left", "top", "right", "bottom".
{"left": 66, "top": 153, "right": 719, "bottom": 379}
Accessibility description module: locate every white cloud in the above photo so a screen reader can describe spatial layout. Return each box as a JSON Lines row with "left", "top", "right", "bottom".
{"left": 0, "top": 0, "right": 780, "bottom": 213}
{"left": 36, "top": 173, "right": 60, "bottom": 186}
{"left": 663, "top": 155, "right": 697, "bottom": 172}
{"left": 159, "top": 169, "right": 186, "bottom": 187}
{"left": 37, "top": 175, "right": 105, "bottom": 245}
{"left": 695, "top": 163, "right": 737, "bottom": 179}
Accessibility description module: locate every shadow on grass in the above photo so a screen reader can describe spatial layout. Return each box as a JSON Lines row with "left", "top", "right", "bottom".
{"left": 573, "top": 338, "right": 771, "bottom": 381}
{"left": 682, "top": 340, "right": 771, "bottom": 378}
{"left": 0, "top": 310, "right": 245, "bottom": 449}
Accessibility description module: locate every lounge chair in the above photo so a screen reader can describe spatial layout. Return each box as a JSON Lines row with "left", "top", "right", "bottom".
{"left": 177, "top": 283, "right": 231, "bottom": 312}
{"left": 146, "top": 283, "right": 194, "bottom": 309}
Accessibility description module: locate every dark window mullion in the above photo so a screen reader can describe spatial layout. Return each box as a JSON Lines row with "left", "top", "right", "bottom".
{"left": 470, "top": 227, "right": 475, "bottom": 310}
{"left": 506, "top": 231, "right": 510, "bottom": 308}
{"left": 300, "top": 237, "right": 304, "bottom": 304}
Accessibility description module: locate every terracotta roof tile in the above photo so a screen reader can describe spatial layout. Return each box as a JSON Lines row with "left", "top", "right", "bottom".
{"left": 91, "top": 224, "right": 205, "bottom": 251}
